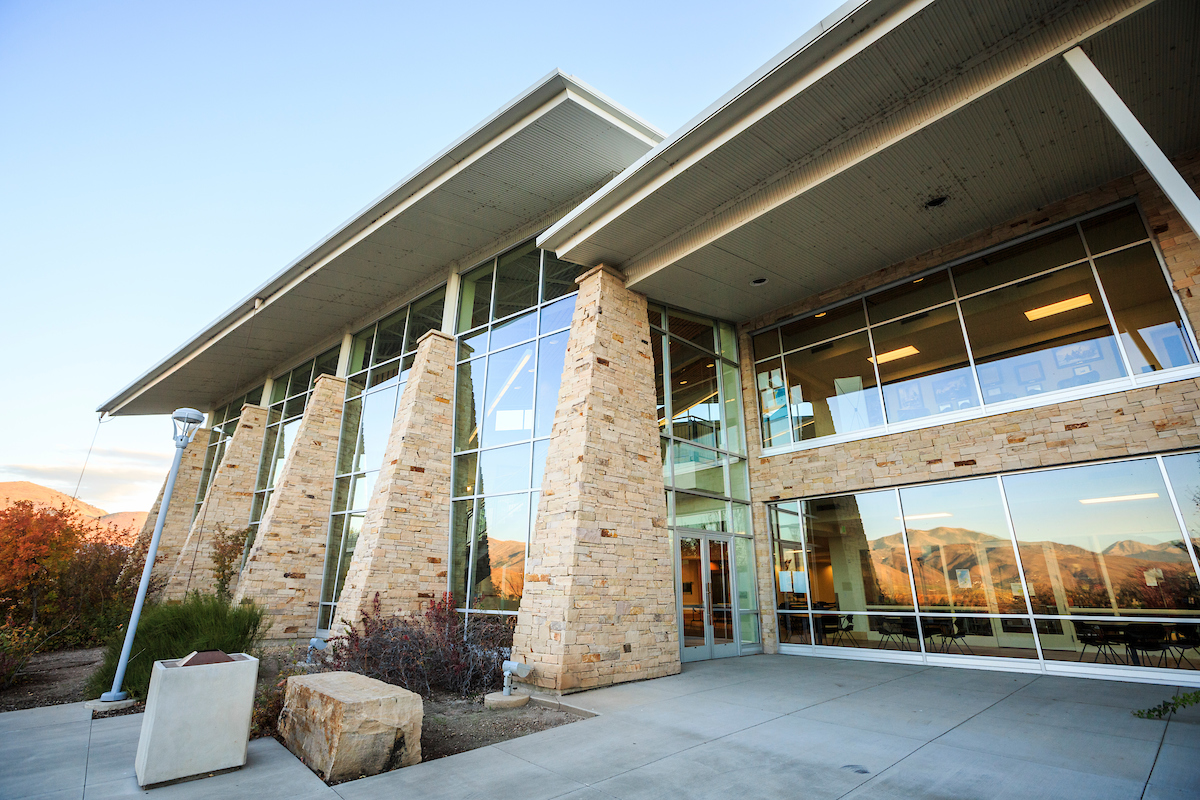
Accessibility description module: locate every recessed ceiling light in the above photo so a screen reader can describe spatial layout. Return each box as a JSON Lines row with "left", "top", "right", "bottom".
{"left": 924, "top": 196, "right": 949, "bottom": 209}
{"left": 868, "top": 345, "right": 920, "bottom": 365}
{"left": 706, "top": 363, "right": 714, "bottom": 368}
{"left": 1024, "top": 294, "right": 1093, "bottom": 321}
{"left": 751, "top": 277, "right": 768, "bottom": 286}
{"left": 1079, "top": 493, "right": 1159, "bottom": 504}
{"left": 680, "top": 380, "right": 688, "bottom": 385}
{"left": 913, "top": 277, "right": 924, "bottom": 283}
{"left": 815, "top": 312, "right": 827, "bottom": 318}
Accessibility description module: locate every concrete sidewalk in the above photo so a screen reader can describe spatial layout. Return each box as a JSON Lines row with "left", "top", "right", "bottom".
{"left": 3, "top": 655, "right": 1197, "bottom": 799}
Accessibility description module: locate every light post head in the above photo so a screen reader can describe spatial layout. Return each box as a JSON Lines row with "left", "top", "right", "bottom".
{"left": 171, "top": 408, "right": 205, "bottom": 447}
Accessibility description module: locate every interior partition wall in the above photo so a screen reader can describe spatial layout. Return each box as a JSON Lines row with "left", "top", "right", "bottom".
{"left": 449, "top": 242, "right": 586, "bottom": 620}
{"left": 769, "top": 452, "right": 1200, "bottom": 684}
{"left": 649, "top": 302, "right": 761, "bottom": 657}
{"left": 752, "top": 202, "right": 1200, "bottom": 455}
{"left": 316, "top": 288, "right": 447, "bottom": 630}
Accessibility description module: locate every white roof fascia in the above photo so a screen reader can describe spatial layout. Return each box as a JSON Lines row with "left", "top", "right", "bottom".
{"left": 99, "top": 71, "right": 662, "bottom": 415}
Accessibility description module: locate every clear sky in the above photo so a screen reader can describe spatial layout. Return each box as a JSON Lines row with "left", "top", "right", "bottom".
{"left": 0, "top": 0, "right": 846, "bottom": 513}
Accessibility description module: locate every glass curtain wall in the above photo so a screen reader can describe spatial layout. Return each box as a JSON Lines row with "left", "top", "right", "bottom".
{"left": 451, "top": 242, "right": 585, "bottom": 618}
{"left": 317, "top": 289, "right": 446, "bottom": 629}
{"left": 247, "top": 349, "right": 340, "bottom": 552}
{"left": 650, "top": 303, "right": 761, "bottom": 649}
{"left": 754, "top": 204, "right": 1197, "bottom": 450}
{"left": 194, "top": 386, "right": 263, "bottom": 521}
{"left": 771, "top": 454, "right": 1200, "bottom": 673}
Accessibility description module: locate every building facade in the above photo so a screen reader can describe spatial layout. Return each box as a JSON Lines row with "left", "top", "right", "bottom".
{"left": 109, "top": 0, "right": 1200, "bottom": 691}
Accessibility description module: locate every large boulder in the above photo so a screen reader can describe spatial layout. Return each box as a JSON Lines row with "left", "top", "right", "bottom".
{"left": 279, "top": 671, "right": 423, "bottom": 782}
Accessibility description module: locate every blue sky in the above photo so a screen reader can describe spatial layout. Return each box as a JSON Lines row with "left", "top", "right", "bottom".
{"left": 0, "top": 0, "right": 845, "bottom": 512}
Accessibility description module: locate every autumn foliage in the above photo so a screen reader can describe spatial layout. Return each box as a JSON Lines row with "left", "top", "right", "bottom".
{"left": 0, "top": 500, "right": 151, "bottom": 652}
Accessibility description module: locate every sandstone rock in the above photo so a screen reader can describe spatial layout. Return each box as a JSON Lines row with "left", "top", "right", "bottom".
{"left": 280, "top": 671, "right": 423, "bottom": 782}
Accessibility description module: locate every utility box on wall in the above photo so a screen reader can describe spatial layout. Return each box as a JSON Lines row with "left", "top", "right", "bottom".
{"left": 134, "top": 651, "right": 259, "bottom": 787}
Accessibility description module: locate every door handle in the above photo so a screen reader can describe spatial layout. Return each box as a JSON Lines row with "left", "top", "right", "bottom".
{"left": 705, "top": 581, "right": 712, "bottom": 625}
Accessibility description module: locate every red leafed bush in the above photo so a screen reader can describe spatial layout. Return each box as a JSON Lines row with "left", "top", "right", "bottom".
{"left": 322, "top": 593, "right": 512, "bottom": 697}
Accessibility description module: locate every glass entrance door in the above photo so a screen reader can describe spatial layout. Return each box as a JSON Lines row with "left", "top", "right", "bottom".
{"left": 678, "top": 533, "right": 740, "bottom": 661}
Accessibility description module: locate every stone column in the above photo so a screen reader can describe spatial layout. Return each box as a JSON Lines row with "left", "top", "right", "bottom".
{"left": 512, "top": 265, "right": 679, "bottom": 694}
{"left": 127, "top": 428, "right": 209, "bottom": 588}
{"left": 164, "top": 405, "right": 268, "bottom": 600}
{"left": 234, "top": 375, "right": 346, "bottom": 640}
{"left": 334, "top": 330, "right": 456, "bottom": 629}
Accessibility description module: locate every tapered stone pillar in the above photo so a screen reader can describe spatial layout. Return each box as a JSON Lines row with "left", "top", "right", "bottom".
{"left": 334, "top": 330, "right": 456, "bottom": 630}
{"left": 235, "top": 375, "right": 345, "bottom": 640}
{"left": 127, "top": 428, "right": 209, "bottom": 587}
{"left": 513, "top": 265, "right": 679, "bottom": 693}
{"left": 164, "top": 405, "right": 268, "bottom": 600}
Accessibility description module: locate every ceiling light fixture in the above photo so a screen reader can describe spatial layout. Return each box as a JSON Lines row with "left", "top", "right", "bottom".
{"left": 1024, "top": 294, "right": 1093, "bottom": 321}
{"left": 868, "top": 345, "right": 920, "bottom": 364}
{"left": 924, "top": 196, "right": 949, "bottom": 209}
{"left": 815, "top": 312, "right": 827, "bottom": 318}
{"left": 751, "top": 277, "right": 768, "bottom": 286}
{"left": 1079, "top": 493, "right": 1159, "bottom": 504}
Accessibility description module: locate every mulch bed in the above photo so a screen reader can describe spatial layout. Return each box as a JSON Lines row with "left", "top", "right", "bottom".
{"left": 0, "top": 647, "right": 105, "bottom": 712}
{"left": 419, "top": 693, "right": 576, "bottom": 760}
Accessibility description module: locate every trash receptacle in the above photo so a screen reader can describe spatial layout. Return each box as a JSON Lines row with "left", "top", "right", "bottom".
{"left": 134, "top": 650, "right": 259, "bottom": 787}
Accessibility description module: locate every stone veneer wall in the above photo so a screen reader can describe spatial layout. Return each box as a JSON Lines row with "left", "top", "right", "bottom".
{"left": 128, "top": 428, "right": 209, "bottom": 589}
{"left": 164, "top": 405, "right": 267, "bottom": 600}
{"left": 512, "top": 265, "right": 679, "bottom": 694}
{"left": 334, "top": 330, "right": 456, "bottom": 629}
{"left": 737, "top": 152, "right": 1200, "bottom": 654}
{"left": 235, "top": 375, "right": 346, "bottom": 640}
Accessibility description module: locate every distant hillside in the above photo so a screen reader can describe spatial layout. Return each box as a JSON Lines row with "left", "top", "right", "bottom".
{"left": 0, "top": 481, "right": 147, "bottom": 540}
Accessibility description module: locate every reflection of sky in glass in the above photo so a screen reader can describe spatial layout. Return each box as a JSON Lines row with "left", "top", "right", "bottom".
{"left": 832, "top": 490, "right": 903, "bottom": 543}
{"left": 479, "top": 493, "right": 530, "bottom": 544}
{"left": 898, "top": 479, "right": 1009, "bottom": 541}
{"left": 1003, "top": 460, "right": 1181, "bottom": 549}
{"left": 1162, "top": 453, "right": 1200, "bottom": 542}
{"left": 478, "top": 443, "right": 531, "bottom": 496}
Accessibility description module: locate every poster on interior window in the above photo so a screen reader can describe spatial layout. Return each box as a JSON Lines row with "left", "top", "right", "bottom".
{"left": 956, "top": 569, "right": 971, "bottom": 589}
{"left": 778, "top": 571, "right": 793, "bottom": 592}
{"left": 790, "top": 571, "right": 808, "bottom": 594}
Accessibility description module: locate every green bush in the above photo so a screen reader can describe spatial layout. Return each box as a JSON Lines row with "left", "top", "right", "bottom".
{"left": 86, "top": 594, "right": 266, "bottom": 700}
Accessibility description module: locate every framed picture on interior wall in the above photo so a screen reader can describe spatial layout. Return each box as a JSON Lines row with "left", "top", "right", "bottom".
{"left": 896, "top": 382, "right": 923, "bottom": 413}
{"left": 977, "top": 364, "right": 1002, "bottom": 386}
{"left": 1015, "top": 361, "right": 1045, "bottom": 384}
{"left": 933, "top": 373, "right": 973, "bottom": 411}
{"left": 1054, "top": 340, "right": 1102, "bottom": 368}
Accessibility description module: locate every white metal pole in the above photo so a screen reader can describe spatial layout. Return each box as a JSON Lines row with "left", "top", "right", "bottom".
{"left": 100, "top": 411, "right": 200, "bottom": 701}
{"left": 1063, "top": 47, "right": 1200, "bottom": 236}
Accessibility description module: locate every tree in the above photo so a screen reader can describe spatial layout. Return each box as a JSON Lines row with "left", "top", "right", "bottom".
{"left": 0, "top": 501, "right": 86, "bottom": 625}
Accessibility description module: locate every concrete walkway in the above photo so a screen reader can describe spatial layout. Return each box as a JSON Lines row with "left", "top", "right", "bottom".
{"left": 3, "top": 655, "right": 1197, "bottom": 799}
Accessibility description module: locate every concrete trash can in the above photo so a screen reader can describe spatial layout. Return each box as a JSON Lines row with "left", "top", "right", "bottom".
{"left": 134, "top": 650, "right": 259, "bottom": 787}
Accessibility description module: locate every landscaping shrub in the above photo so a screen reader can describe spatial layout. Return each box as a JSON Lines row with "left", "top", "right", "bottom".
{"left": 1136, "top": 689, "right": 1200, "bottom": 719}
{"left": 0, "top": 501, "right": 153, "bottom": 650}
{"left": 323, "top": 593, "right": 513, "bottom": 697}
{"left": 86, "top": 593, "right": 266, "bottom": 700}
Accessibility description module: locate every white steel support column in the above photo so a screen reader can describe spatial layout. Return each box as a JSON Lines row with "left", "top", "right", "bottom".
{"left": 260, "top": 377, "right": 274, "bottom": 404}
{"left": 335, "top": 332, "right": 354, "bottom": 378}
{"left": 440, "top": 266, "right": 461, "bottom": 335}
{"left": 1064, "top": 47, "right": 1200, "bottom": 236}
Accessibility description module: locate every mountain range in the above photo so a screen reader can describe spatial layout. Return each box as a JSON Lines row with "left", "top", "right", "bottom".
{"left": 0, "top": 481, "right": 147, "bottom": 542}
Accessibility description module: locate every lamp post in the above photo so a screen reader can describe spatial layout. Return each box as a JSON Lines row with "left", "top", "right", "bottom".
{"left": 100, "top": 408, "right": 205, "bottom": 702}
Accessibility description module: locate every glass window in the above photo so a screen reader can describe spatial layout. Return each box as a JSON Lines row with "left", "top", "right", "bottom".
{"left": 783, "top": 331, "right": 884, "bottom": 440}
{"left": 755, "top": 358, "right": 790, "bottom": 447}
{"left": 406, "top": 288, "right": 445, "bottom": 350}
{"left": 372, "top": 309, "right": 408, "bottom": 365}
{"left": 670, "top": 340, "right": 721, "bottom": 447}
{"left": 873, "top": 304, "right": 978, "bottom": 422}
{"left": 720, "top": 361, "right": 745, "bottom": 454}
{"left": 470, "top": 494, "right": 529, "bottom": 611}
{"left": 348, "top": 328, "right": 373, "bottom": 375}
{"left": 450, "top": 499, "right": 474, "bottom": 607}
{"left": 478, "top": 443, "right": 531, "bottom": 496}
{"left": 288, "top": 362, "right": 313, "bottom": 397}
{"left": 336, "top": 398, "right": 361, "bottom": 474}
{"left": 481, "top": 344, "right": 535, "bottom": 448}
{"left": 1081, "top": 206, "right": 1148, "bottom": 255}
{"left": 539, "top": 295, "right": 575, "bottom": 333}
{"left": 354, "top": 388, "right": 396, "bottom": 474}
{"left": 454, "top": 357, "right": 486, "bottom": 452}
{"left": 494, "top": 243, "right": 540, "bottom": 320}
{"left": 675, "top": 492, "right": 727, "bottom": 531}
{"left": 671, "top": 442, "right": 724, "bottom": 495}
{"left": 542, "top": 252, "right": 585, "bottom": 303}
{"left": 961, "top": 263, "right": 1126, "bottom": 403}
{"left": 534, "top": 332, "right": 567, "bottom": 438}
{"left": 457, "top": 262, "right": 493, "bottom": 333}
{"left": 899, "top": 479, "right": 1026, "bottom": 614}
{"left": 802, "top": 491, "right": 914, "bottom": 612}
{"left": 772, "top": 501, "right": 808, "bottom": 611}
{"left": 953, "top": 227, "right": 1087, "bottom": 296}
{"left": 865, "top": 272, "right": 953, "bottom": 325}
{"left": 752, "top": 329, "right": 781, "bottom": 360}
{"left": 1093, "top": 244, "right": 1196, "bottom": 373}
{"left": 491, "top": 309, "right": 537, "bottom": 352}
{"left": 1003, "top": 460, "right": 1199, "bottom": 617}
{"left": 780, "top": 302, "right": 865, "bottom": 352}
{"left": 668, "top": 309, "right": 716, "bottom": 352}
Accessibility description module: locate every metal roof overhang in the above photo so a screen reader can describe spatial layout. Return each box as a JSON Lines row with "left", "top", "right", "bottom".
{"left": 100, "top": 71, "right": 662, "bottom": 416}
{"left": 538, "top": 0, "right": 1200, "bottom": 323}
